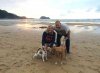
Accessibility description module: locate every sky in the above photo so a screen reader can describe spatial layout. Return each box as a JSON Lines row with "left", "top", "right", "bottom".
{"left": 0, "top": 0, "right": 100, "bottom": 19}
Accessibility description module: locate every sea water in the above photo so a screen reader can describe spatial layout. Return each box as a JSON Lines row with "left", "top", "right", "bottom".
{"left": 0, "top": 19, "right": 100, "bottom": 33}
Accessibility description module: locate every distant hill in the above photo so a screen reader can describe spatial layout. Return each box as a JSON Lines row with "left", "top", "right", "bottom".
{"left": 0, "top": 9, "right": 26, "bottom": 19}
{"left": 40, "top": 16, "right": 50, "bottom": 19}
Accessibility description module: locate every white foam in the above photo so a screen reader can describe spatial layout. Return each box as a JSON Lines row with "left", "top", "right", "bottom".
{"left": 69, "top": 25, "right": 100, "bottom": 33}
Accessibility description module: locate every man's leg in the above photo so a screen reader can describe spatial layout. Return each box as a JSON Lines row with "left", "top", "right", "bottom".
{"left": 56, "top": 34, "right": 62, "bottom": 46}
{"left": 66, "top": 38, "right": 70, "bottom": 53}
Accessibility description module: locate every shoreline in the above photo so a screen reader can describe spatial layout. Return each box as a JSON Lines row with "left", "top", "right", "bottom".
{"left": 0, "top": 22, "right": 100, "bottom": 34}
{"left": 0, "top": 19, "right": 100, "bottom": 25}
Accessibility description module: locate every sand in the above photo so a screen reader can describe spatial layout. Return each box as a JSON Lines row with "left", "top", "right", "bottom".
{"left": 0, "top": 23, "right": 100, "bottom": 73}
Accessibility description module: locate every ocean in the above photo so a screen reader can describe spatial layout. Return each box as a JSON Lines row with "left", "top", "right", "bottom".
{"left": 0, "top": 19, "right": 100, "bottom": 26}
{"left": 0, "top": 19, "right": 100, "bottom": 33}
{"left": 33, "top": 19, "right": 100, "bottom": 24}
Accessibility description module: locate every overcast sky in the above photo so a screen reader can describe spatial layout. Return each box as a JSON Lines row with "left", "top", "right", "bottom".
{"left": 0, "top": 0, "right": 100, "bottom": 19}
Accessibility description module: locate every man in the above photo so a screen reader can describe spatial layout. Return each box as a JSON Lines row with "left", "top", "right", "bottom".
{"left": 54, "top": 20, "right": 70, "bottom": 54}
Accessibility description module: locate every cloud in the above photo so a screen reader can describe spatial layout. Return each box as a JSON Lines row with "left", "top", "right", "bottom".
{"left": 0, "top": 0, "right": 27, "bottom": 10}
{"left": 96, "top": 6, "right": 100, "bottom": 12}
{"left": 0, "top": 0, "right": 100, "bottom": 19}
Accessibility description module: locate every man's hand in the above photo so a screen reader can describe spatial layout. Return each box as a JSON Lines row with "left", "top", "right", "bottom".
{"left": 64, "top": 37, "right": 68, "bottom": 40}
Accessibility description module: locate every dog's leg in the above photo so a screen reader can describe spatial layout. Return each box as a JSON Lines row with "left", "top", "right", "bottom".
{"left": 61, "top": 50, "right": 66, "bottom": 64}
{"left": 63, "top": 49, "right": 67, "bottom": 61}
{"left": 42, "top": 55, "right": 45, "bottom": 62}
{"left": 33, "top": 53, "right": 37, "bottom": 59}
{"left": 55, "top": 62, "right": 58, "bottom": 65}
{"left": 60, "top": 53, "right": 63, "bottom": 64}
{"left": 46, "top": 55, "right": 48, "bottom": 61}
{"left": 45, "top": 52, "right": 48, "bottom": 61}
{"left": 54, "top": 52, "right": 59, "bottom": 65}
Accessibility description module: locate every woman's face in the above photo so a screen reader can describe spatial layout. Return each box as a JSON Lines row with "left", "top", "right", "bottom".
{"left": 47, "top": 26, "right": 53, "bottom": 33}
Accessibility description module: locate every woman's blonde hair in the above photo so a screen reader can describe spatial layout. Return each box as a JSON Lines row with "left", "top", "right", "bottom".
{"left": 46, "top": 25, "right": 54, "bottom": 32}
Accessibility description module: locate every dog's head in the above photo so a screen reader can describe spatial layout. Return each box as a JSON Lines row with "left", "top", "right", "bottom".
{"left": 33, "top": 47, "right": 47, "bottom": 58}
{"left": 33, "top": 48, "right": 43, "bottom": 58}
{"left": 37, "top": 47, "right": 47, "bottom": 55}
{"left": 36, "top": 48, "right": 43, "bottom": 54}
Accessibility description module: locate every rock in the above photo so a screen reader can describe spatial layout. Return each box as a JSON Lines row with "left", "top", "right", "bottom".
{"left": 40, "top": 16, "right": 50, "bottom": 19}
{"left": 0, "top": 9, "right": 27, "bottom": 19}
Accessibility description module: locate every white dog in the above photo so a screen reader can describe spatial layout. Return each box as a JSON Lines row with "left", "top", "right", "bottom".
{"left": 33, "top": 48, "right": 47, "bottom": 62}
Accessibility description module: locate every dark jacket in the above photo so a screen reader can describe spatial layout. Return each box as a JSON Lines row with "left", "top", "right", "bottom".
{"left": 42, "top": 31, "right": 56, "bottom": 46}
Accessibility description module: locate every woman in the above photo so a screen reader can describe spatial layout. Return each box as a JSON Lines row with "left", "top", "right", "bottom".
{"left": 42, "top": 25, "right": 56, "bottom": 50}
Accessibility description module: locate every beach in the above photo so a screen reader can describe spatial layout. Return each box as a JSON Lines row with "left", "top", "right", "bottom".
{"left": 0, "top": 20, "right": 100, "bottom": 73}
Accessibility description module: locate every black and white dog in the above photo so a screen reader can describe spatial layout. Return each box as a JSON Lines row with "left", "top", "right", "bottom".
{"left": 33, "top": 48, "right": 48, "bottom": 62}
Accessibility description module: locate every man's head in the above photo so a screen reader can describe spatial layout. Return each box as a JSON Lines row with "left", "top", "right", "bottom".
{"left": 55, "top": 20, "right": 61, "bottom": 28}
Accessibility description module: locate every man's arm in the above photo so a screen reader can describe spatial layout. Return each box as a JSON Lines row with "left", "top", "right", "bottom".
{"left": 67, "top": 30, "right": 70, "bottom": 39}
{"left": 54, "top": 30, "right": 57, "bottom": 43}
{"left": 61, "top": 24, "right": 70, "bottom": 39}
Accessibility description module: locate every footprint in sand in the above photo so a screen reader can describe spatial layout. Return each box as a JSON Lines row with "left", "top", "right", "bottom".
{"left": 78, "top": 55, "right": 83, "bottom": 57}
{"left": 79, "top": 71, "right": 84, "bottom": 73}
{"left": 87, "top": 66, "right": 100, "bottom": 73}
{"left": 0, "top": 64, "right": 10, "bottom": 72}
{"left": 12, "top": 60, "right": 23, "bottom": 67}
{"left": 3, "top": 32, "right": 11, "bottom": 34}
{"left": 21, "top": 46, "right": 26, "bottom": 50}
{"left": 13, "top": 62, "right": 21, "bottom": 67}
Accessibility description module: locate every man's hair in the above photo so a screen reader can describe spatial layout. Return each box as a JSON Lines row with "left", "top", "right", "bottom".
{"left": 55, "top": 20, "right": 61, "bottom": 24}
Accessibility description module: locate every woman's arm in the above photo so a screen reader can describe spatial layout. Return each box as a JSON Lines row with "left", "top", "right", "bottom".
{"left": 50, "top": 31, "right": 57, "bottom": 47}
{"left": 42, "top": 32, "right": 46, "bottom": 46}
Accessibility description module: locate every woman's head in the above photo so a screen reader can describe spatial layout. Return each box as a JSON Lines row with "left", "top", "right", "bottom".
{"left": 47, "top": 25, "right": 54, "bottom": 33}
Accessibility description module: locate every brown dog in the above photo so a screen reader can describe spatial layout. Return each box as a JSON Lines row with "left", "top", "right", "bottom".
{"left": 52, "top": 45, "right": 66, "bottom": 64}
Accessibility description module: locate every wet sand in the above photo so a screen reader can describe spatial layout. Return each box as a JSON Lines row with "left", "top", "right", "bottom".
{"left": 0, "top": 23, "right": 100, "bottom": 73}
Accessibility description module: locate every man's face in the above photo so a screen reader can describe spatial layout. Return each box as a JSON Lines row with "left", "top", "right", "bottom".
{"left": 55, "top": 21, "right": 61, "bottom": 28}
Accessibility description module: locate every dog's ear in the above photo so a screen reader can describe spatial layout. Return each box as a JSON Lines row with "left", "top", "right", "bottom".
{"left": 39, "top": 48, "right": 41, "bottom": 49}
{"left": 41, "top": 47, "right": 44, "bottom": 50}
{"left": 37, "top": 48, "right": 41, "bottom": 52}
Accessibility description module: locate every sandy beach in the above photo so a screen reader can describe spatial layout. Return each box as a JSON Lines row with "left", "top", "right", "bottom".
{"left": 0, "top": 22, "right": 100, "bottom": 73}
